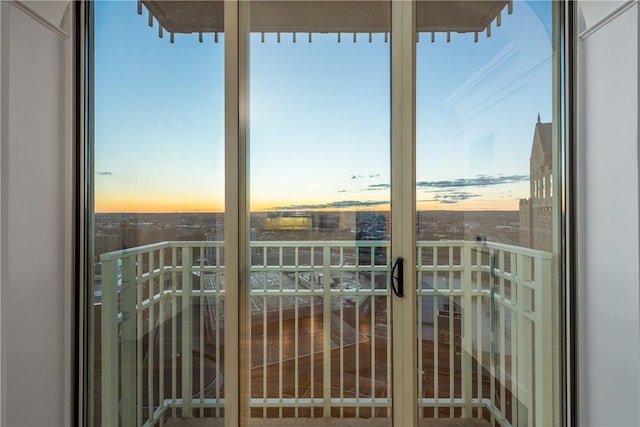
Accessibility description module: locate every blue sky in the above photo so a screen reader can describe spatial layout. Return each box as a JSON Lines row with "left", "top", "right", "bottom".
{"left": 94, "top": 0, "right": 553, "bottom": 213}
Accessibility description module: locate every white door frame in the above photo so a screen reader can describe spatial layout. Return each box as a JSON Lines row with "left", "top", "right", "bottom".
{"left": 390, "top": 1, "right": 418, "bottom": 426}
{"left": 226, "top": 1, "right": 419, "bottom": 425}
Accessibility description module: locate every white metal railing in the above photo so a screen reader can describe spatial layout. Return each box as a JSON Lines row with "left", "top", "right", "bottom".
{"left": 100, "top": 241, "right": 226, "bottom": 427}
{"left": 247, "top": 240, "right": 392, "bottom": 420}
{"left": 416, "top": 241, "right": 553, "bottom": 426}
{"left": 100, "top": 240, "right": 552, "bottom": 426}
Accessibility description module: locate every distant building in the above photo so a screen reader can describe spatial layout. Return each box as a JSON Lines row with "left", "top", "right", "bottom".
{"left": 121, "top": 226, "right": 150, "bottom": 249}
{"left": 265, "top": 213, "right": 312, "bottom": 231}
{"left": 95, "top": 232, "right": 119, "bottom": 258}
{"left": 519, "top": 115, "right": 553, "bottom": 252}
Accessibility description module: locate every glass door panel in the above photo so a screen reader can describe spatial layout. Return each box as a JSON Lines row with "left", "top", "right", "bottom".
{"left": 415, "top": 0, "right": 559, "bottom": 425}
{"left": 246, "top": 1, "right": 392, "bottom": 423}
{"left": 91, "top": 1, "right": 226, "bottom": 425}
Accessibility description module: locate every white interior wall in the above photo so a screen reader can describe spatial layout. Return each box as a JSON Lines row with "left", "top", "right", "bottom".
{"left": 0, "top": 1, "right": 72, "bottom": 426}
{"left": 578, "top": 1, "right": 640, "bottom": 425}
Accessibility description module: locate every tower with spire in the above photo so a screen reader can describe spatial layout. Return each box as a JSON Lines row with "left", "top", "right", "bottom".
{"left": 519, "top": 114, "right": 553, "bottom": 251}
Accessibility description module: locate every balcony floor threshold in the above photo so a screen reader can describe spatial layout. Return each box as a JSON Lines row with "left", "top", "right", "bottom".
{"left": 165, "top": 417, "right": 491, "bottom": 426}
{"left": 420, "top": 420, "right": 491, "bottom": 426}
{"left": 164, "top": 419, "right": 224, "bottom": 427}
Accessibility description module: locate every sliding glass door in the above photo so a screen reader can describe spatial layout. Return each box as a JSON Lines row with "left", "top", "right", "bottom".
{"left": 414, "top": 1, "right": 562, "bottom": 425}
{"left": 85, "top": 1, "right": 565, "bottom": 426}
{"left": 245, "top": 1, "right": 393, "bottom": 424}
{"left": 90, "top": 2, "right": 227, "bottom": 425}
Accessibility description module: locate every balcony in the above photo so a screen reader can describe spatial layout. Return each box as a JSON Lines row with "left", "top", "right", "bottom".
{"left": 99, "top": 240, "right": 552, "bottom": 427}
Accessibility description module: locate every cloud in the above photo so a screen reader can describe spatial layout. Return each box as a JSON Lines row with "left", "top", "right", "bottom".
{"left": 272, "top": 200, "right": 387, "bottom": 210}
{"left": 441, "top": 191, "right": 481, "bottom": 202}
{"left": 420, "top": 190, "right": 481, "bottom": 205}
{"left": 96, "top": 171, "right": 114, "bottom": 176}
{"left": 414, "top": 175, "right": 526, "bottom": 205}
{"left": 351, "top": 173, "right": 381, "bottom": 180}
{"left": 416, "top": 174, "right": 528, "bottom": 189}
{"left": 366, "top": 183, "right": 390, "bottom": 191}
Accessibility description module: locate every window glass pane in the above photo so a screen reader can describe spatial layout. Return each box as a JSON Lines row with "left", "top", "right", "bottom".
{"left": 91, "top": 1, "right": 225, "bottom": 424}
{"left": 415, "top": 0, "right": 561, "bottom": 424}
{"left": 246, "top": 1, "right": 393, "bottom": 421}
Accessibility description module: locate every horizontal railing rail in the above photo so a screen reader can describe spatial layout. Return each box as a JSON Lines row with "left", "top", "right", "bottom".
{"left": 100, "top": 240, "right": 552, "bottom": 426}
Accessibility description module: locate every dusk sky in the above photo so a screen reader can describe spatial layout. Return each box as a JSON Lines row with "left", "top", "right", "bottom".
{"left": 94, "top": 0, "right": 552, "bottom": 213}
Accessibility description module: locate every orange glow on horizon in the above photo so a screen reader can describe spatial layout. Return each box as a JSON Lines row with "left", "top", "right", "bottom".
{"left": 95, "top": 197, "right": 224, "bottom": 213}
{"left": 96, "top": 183, "right": 524, "bottom": 213}
{"left": 417, "top": 199, "right": 521, "bottom": 212}
{"left": 96, "top": 198, "right": 520, "bottom": 213}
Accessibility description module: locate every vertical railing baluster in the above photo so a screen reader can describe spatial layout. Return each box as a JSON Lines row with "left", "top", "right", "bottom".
{"left": 148, "top": 252, "right": 156, "bottom": 423}
{"left": 475, "top": 293, "right": 482, "bottom": 420}
{"left": 131, "top": 253, "right": 143, "bottom": 426}
{"left": 310, "top": 294, "right": 315, "bottom": 416}
{"left": 448, "top": 254, "right": 454, "bottom": 418}
{"left": 159, "top": 249, "right": 166, "bottom": 417}
{"left": 499, "top": 250, "right": 506, "bottom": 424}
{"left": 339, "top": 245, "right": 345, "bottom": 418}
{"left": 386, "top": 272, "right": 391, "bottom": 417}
{"left": 278, "top": 254, "right": 284, "bottom": 419}
{"left": 510, "top": 252, "right": 518, "bottom": 425}
{"left": 276, "top": 246, "right": 284, "bottom": 418}
{"left": 489, "top": 249, "right": 496, "bottom": 426}
{"left": 322, "top": 245, "right": 332, "bottom": 417}
{"left": 535, "top": 255, "right": 553, "bottom": 426}
{"left": 310, "top": 246, "right": 316, "bottom": 417}
{"left": 369, "top": 284, "right": 375, "bottom": 417}
{"left": 136, "top": 253, "right": 145, "bottom": 425}
{"left": 181, "top": 247, "right": 193, "bottom": 417}
{"left": 462, "top": 244, "right": 473, "bottom": 417}
{"left": 100, "top": 255, "right": 119, "bottom": 427}
{"left": 417, "top": 245, "right": 423, "bottom": 419}
{"left": 199, "top": 281, "right": 205, "bottom": 417}
{"left": 215, "top": 244, "right": 222, "bottom": 417}
{"left": 339, "top": 280, "right": 344, "bottom": 418}
{"left": 171, "top": 246, "right": 178, "bottom": 418}
{"left": 433, "top": 246, "right": 439, "bottom": 418}
{"left": 516, "top": 253, "right": 532, "bottom": 426}
{"left": 475, "top": 248, "right": 484, "bottom": 420}
{"left": 261, "top": 245, "right": 268, "bottom": 417}
{"left": 262, "top": 265, "right": 268, "bottom": 419}
{"left": 294, "top": 246, "right": 300, "bottom": 418}
{"left": 197, "top": 248, "right": 204, "bottom": 416}
{"left": 418, "top": 281, "right": 423, "bottom": 406}
{"left": 354, "top": 259, "right": 360, "bottom": 415}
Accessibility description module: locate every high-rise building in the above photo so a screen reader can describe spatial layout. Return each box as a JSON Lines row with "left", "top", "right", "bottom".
{"left": 520, "top": 115, "right": 553, "bottom": 252}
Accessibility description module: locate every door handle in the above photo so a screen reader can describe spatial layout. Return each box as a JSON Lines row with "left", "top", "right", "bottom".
{"left": 391, "top": 257, "right": 404, "bottom": 297}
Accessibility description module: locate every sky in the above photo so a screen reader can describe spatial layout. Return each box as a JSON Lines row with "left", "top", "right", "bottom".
{"left": 94, "top": 0, "right": 553, "bottom": 213}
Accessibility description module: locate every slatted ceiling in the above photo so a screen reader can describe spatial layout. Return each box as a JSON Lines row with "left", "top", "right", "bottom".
{"left": 416, "top": 1, "right": 508, "bottom": 33}
{"left": 141, "top": 0, "right": 224, "bottom": 34}
{"left": 140, "top": 0, "right": 509, "bottom": 35}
